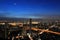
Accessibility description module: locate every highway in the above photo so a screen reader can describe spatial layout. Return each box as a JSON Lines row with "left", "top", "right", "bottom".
{"left": 31, "top": 27, "right": 60, "bottom": 35}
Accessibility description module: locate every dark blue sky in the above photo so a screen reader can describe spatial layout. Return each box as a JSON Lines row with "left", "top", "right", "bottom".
{"left": 0, "top": 0, "right": 60, "bottom": 18}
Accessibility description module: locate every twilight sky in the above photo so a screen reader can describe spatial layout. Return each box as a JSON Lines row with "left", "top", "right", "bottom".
{"left": 0, "top": 0, "right": 60, "bottom": 18}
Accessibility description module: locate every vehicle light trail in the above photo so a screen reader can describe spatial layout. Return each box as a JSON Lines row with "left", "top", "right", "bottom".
{"left": 31, "top": 27, "right": 60, "bottom": 35}
{"left": 27, "top": 34, "right": 33, "bottom": 40}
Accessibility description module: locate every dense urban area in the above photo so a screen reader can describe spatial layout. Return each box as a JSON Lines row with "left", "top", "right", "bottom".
{"left": 0, "top": 18, "right": 60, "bottom": 40}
